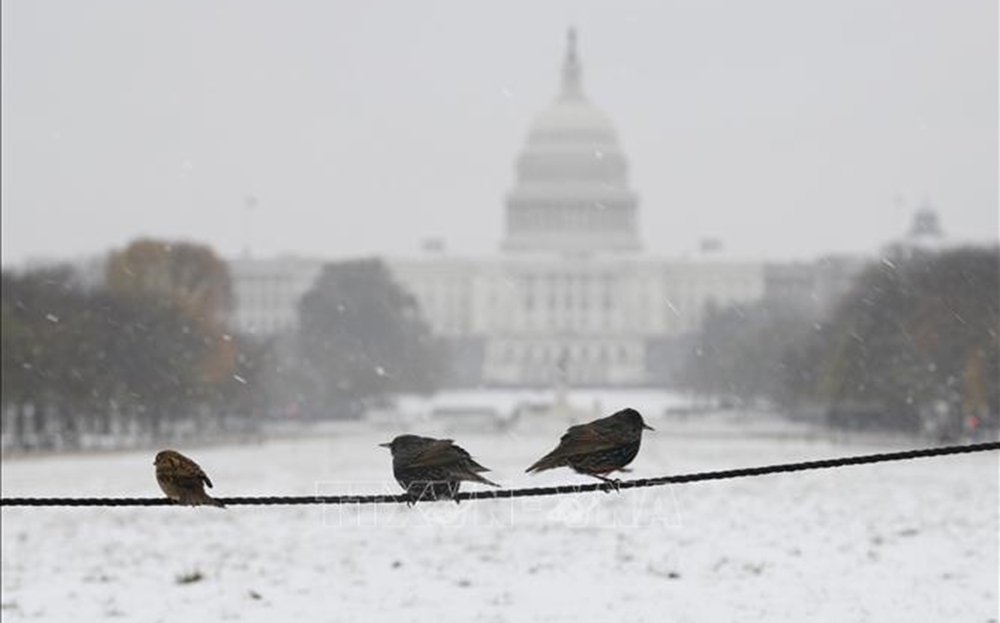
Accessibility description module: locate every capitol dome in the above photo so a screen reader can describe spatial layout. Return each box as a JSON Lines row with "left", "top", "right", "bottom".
{"left": 503, "top": 29, "right": 640, "bottom": 255}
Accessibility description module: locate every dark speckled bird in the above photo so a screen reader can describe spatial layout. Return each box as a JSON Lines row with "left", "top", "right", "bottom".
{"left": 526, "top": 408, "right": 654, "bottom": 487}
{"left": 379, "top": 435, "right": 500, "bottom": 504}
{"left": 154, "top": 449, "right": 226, "bottom": 508}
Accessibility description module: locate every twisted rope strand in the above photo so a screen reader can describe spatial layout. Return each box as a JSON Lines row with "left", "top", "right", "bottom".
{"left": 2, "top": 441, "right": 996, "bottom": 507}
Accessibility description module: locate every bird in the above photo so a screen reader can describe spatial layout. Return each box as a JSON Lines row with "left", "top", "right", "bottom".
{"left": 154, "top": 449, "right": 226, "bottom": 508}
{"left": 379, "top": 435, "right": 500, "bottom": 504}
{"left": 526, "top": 408, "right": 654, "bottom": 489}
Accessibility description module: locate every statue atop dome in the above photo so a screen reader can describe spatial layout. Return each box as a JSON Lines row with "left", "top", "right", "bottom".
{"left": 560, "top": 28, "right": 584, "bottom": 101}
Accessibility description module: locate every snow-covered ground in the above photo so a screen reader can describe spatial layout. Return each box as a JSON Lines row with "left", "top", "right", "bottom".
{"left": 2, "top": 414, "right": 997, "bottom": 622}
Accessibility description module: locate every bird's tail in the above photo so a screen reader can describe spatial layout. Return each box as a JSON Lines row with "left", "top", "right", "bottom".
{"left": 466, "top": 458, "right": 492, "bottom": 473}
{"left": 525, "top": 452, "right": 567, "bottom": 474}
{"left": 205, "top": 495, "right": 227, "bottom": 509}
{"left": 466, "top": 470, "right": 501, "bottom": 487}
{"left": 187, "top": 491, "right": 227, "bottom": 509}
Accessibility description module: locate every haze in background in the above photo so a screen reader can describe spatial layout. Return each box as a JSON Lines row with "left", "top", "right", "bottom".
{"left": 1, "top": 0, "right": 996, "bottom": 265}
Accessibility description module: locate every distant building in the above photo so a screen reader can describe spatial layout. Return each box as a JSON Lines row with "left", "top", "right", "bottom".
{"left": 763, "top": 255, "right": 866, "bottom": 319}
{"left": 227, "top": 30, "right": 875, "bottom": 387}
{"left": 881, "top": 203, "right": 950, "bottom": 260}
{"left": 386, "top": 255, "right": 763, "bottom": 387}
{"left": 908, "top": 204, "right": 945, "bottom": 242}
{"left": 229, "top": 256, "right": 323, "bottom": 335}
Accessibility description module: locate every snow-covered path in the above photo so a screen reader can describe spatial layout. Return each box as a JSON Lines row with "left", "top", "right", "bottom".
{"left": 2, "top": 419, "right": 997, "bottom": 622}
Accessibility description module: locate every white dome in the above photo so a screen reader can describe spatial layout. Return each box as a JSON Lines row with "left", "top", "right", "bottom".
{"left": 527, "top": 100, "right": 618, "bottom": 145}
{"left": 502, "top": 29, "right": 641, "bottom": 255}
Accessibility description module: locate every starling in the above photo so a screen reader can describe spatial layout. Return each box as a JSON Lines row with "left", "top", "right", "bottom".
{"left": 154, "top": 449, "right": 226, "bottom": 508}
{"left": 526, "top": 408, "right": 654, "bottom": 487}
{"left": 379, "top": 435, "right": 500, "bottom": 504}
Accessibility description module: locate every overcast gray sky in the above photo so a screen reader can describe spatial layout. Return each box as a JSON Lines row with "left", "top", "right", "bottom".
{"left": 2, "top": 0, "right": 996, "bottom": 265}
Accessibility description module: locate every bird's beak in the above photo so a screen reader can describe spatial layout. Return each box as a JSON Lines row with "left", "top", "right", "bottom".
{"left": 643, "top": 424, "right": 655, "bottom": 431}
{"left": 378, "top": 442, "right": 391, "bottom": 449}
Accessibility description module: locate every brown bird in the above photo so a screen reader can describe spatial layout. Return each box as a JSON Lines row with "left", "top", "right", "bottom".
{"left": 379, "top": 435, "right": 500, "bottom": 504}
{"left": 154, "top": 450, "right": 226, "bottom": 508}
{"left": 526, "top": 408, "right": 654, "bottom": 487}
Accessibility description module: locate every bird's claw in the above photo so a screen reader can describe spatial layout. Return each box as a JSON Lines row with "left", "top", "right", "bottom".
{"left": 596, "top": 476, "right": 622, "bottom": 493}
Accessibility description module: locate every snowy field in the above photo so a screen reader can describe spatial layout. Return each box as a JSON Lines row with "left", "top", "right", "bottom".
{"left": 2, "top": 414, "right": 997, "bottom": 622}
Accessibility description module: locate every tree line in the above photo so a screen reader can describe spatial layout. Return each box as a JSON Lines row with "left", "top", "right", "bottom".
{"left": 1, "top": 240, "right": 443, "bottom": 450}
{"left": 5, "top": 237, "right": 994, "bottom": 449}
{"left": 678, "top": 245, "right": 999, "bottom": 436}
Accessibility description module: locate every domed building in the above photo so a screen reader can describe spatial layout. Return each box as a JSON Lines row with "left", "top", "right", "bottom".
{"left": 228, "top": 30, "right": 770, "bottom": 388}
{"left": 383, "top": 30, "right": 765, "bottom": 387}
{"left": 503, "top": 29, "right": 640, "bottom": 255}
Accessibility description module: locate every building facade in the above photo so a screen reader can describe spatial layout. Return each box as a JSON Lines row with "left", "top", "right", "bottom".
{"left": 227, "top": 31, "right": 821, "bottom": 387}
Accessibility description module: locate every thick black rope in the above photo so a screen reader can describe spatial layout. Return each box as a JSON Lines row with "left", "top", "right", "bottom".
{"left": 2, "top": 441, "right": 997, "bottom": 507}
